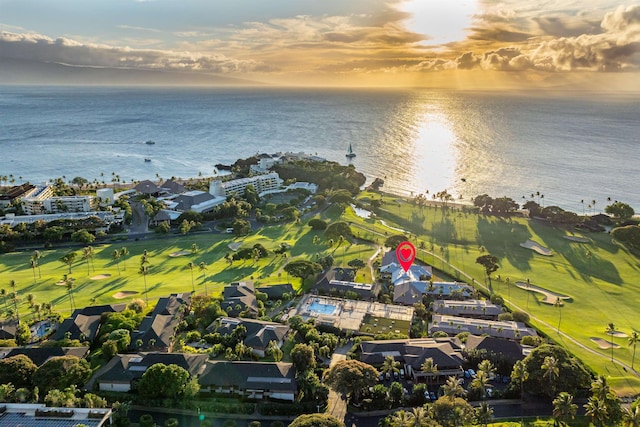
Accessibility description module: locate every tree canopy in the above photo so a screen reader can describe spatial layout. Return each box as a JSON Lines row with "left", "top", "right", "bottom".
{"left": 522, "top": 344, "right": 591, "bottom": 398}
{"left": 322, "top": 359, "right": 378, "bottom": 402}
{"left": 138, "top": 363, "right": 197, "bottom": 399}
{"left": 0, "top": 354, "right": 37, "bottom": 389}
{"left": 284, "top": 260, "right": 322, "bottom": 283}
{"left": 32, "top": 356, "right": 92, "bottom": 395}
{"left": 605, "top": 201, "right": 635, "bottom": 221}
{"left": 289, "top": 414, "right": 345, "bottom": 427}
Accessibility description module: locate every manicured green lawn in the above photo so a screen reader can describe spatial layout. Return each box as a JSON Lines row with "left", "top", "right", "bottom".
{"left": 353, "top": 191, "right": 640, "bottom": 394}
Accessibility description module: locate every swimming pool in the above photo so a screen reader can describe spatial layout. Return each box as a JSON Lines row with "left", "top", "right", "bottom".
{"left": 309, "top": 301, "right": 337, "bottom": 315}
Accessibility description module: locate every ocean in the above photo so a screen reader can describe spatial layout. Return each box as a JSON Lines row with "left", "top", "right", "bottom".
{"left": 1, "top": 85, "right": 638, "bottom": 212}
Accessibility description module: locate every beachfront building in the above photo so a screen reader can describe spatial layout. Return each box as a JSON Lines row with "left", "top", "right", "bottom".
{"left": 429, "top": 314, "right": 537, "bottom": 340}
{"left": 210, "top": 172, "right": 284, "bottom": 198}
{"left": 0, "top": 210, "right": 122, "bottom": 228}
{"left": 433, "top": 299, "right": 503, "bottom": 320}
{"left": 20, "top": 185, "right": 53, "bottom": 214}
{"left": 96, "top": 187, "right": 114, "bottom": 206}
{"left": 0, "top": 183, "right": 36, "bottom": 209}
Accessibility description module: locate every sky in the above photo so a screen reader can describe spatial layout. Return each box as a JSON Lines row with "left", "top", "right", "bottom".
{"left": 1, "top": 0, "right": 640, "bottom": 88}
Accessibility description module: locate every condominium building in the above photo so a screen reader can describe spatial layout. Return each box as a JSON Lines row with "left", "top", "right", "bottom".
{"left": 21, "top": 185, "right": 54, "bottom": 214}
{"left": 210, "top": 172, "right": 284, "bottom": 198}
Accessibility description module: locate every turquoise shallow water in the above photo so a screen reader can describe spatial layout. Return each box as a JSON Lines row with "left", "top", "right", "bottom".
{"left": 0, "top": 86, "right": 638, "bottom": 211}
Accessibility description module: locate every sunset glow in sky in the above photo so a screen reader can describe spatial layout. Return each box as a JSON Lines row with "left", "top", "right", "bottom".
{"left": 1, "top": 0, "right": 640, "bottom": 88}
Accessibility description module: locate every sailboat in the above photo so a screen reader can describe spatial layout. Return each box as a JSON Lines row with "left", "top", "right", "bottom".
{"left": 346, "top": 143, "right": 356, "bottom": 158}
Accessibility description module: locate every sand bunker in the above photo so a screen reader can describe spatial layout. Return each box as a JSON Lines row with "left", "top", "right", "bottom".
{"left": 606, "top": 330, "right": 629, "bottom": 338}
{"left": 169, "top": 251, "right": 191, "bottom": 257}
{"left": 516, "top": 281, "right": 571, "bottom": 305}
{"left": 91, "top": 274, "right": 111, "bottom": 280}
{"left": 520, "top": 239, "right": 553, "bottom": 256}
{"left": 591, "top": 337, "right": 621, "bottom": 349}
{"left": 113, "top": 291, "right": 139, "bottom": 299}
{"left": 563, "top": 235, "right": 591, "bottom": 243}
{"left": 228, "top": 242, "right": 242, "bottom": 251}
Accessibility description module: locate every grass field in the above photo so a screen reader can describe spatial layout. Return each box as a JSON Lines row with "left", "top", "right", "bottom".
{"left": 351, "top": 192, "right": 640, "bottom": 395}
{"left": 0, "top": 219, "right": 376, "bottom": 318}
{"left": 359, "top": 313, "right": 411, "bottom": 336}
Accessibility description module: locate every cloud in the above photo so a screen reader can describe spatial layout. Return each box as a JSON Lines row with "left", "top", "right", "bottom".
{"left": 0, "top": 31, "right": 264, "bottom": 73}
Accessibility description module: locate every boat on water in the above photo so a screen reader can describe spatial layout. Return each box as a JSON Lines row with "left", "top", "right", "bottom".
{"left": 145, "top": 140, "right": 156, "bottom": 145}
{"left": 144, "top": 158, "right": 151, "bottom": 162}
{"left": 346, "top": 143, "right": 356, "bottom": 158}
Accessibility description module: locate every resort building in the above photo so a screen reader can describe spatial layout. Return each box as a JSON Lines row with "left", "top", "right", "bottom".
{"left": 96, "top": 188, "right": 114, "bottom": 205}
{"left": 313, "top": 267, "right": 378, "bottom": 300}
{"left": 86, "top": 352, "right": 208, "bottom": 393}
{"left": 198, "top": 361, "right": 297, "bottom": 401}
{"left": 0, "top": 211, "right": 122, "bottom": 228}
{"left": 393, "top": 281, "right": 473, "bottom": 305}
{"left": 221, "top": 282, "right": 258, "bottom": 317}
{"left": 1, "top": 347, "right": 89, "bottom": 367}
{"left": 0, "top": 183, "right": 35, "bottom": 208}
{"left": 433, "top": 299, "right": 503, "bottom": 319}
{"left": 165, "top": 190, "right": 225, "bottom": 213}
{"left": 20, "top": 185, "right": 53, "bottom": 214}
{"left": 0, "top": 403, "right": 111, "bottom": 427}
{"left": 208, "top": 317, "right": 290, "bottom": 357}
{"left": 359, "top": 338, "right": 465, "bottom": 384}
{"left": 429, "top": 314, "right": 537, "bottom": 340}
{"left": 209, "top": 172, "right": 284, "bottom": 198}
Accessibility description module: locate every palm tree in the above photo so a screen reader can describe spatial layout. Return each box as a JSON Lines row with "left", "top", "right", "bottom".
{"left": 186, "top": 262, "right": 195, "bottom": 293}
{"left": 590, "top": 375, "right": 613, "bottom": 402}
{"left": 606, "top": 322, "right": 616, "bottom": 361}
{"left": 629, "top": 331, "right": 640, "bottom": 370}
{"left": 408, "top": 407, "right": 428, "bottom": 427}
{"left": 420, "top": 357, "right": 438, "bottom": 386}
{"left": 33, "top": 250, "right": 43, "bottom": 278}
{"left": 120, "top": 247, "right": 129, "bottom": 271}
{"left": 442, "top": 375, "right": 466, "bottom": 399}
{"left": 0, "top": 289, "right": 7, "bottom": 311}
{"left": 29, "top": 258, "right": 38, "bottom": 284}
{"left": 622, "top": 399, "right": 640, "bottom": 427}
{"left": 9, "top": 292, "right": 20, "bottom": 323}
{"left": 380, "top": 355, "right": 400, "bottom": 380}
{"left": 584, "top": 396, "right": 609, "bottom": 427}
{"left": 138, "top": 265, "right": 150, "bottom": 304}
{"left": 475, "top": 401, "right": 494, "bottom": 427}
{"left": 59, "top": 251, "right": 77, "bottom": 274}
{"left": 198, "top": 262, "right": 208, "bottom": 295}
{"left": 512, "top": 360, "right": 528, "bottom": 399}
{"left": 82, "top": 246, "right": 94, "bottom": 275}
{"left": 542, "top": 356, "right": 560, "bottom": 397}
{"left": 555, "top": 298, "right": 563, "bottom": 333}
{"left": 478, "top": 360, "right": 496, "bottom": 378}
{"left": 471, "top": 370, "right": 491, "bottom": 399}
{"left": 62, "top": 274, "right": 75, "bottom": 313}
{"left": 553, "top": 392, "right": 577, "bottom": 426}
{"left": 112, "top": 250, "right": 121, "bottom": 275}
{"left": 191, "top": 243, "right": 199, "bottom": 254}
{"left": 387, "top": 410, "right": 411, "bottom": 427}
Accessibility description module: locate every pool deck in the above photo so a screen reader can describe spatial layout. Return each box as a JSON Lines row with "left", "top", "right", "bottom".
{"left": 290, "top": 294, "right": 414, "bottom": 333}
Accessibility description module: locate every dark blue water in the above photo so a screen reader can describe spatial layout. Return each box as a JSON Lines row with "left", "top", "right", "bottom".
{"left": 1, "top": 86, "right": 638, "bottom": 212}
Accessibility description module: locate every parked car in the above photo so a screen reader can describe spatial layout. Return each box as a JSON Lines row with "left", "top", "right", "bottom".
{"left": 393, "top": 371, "right": 399, "bottom": 381}
{"left": 468, "top": 369, "right": 476, "bottom": 378}
{"left": 464, "top": 370, "right": 471, "bottom": 379}
{"left": 400, "top": 368, "right": 405, "bottom": 379}
{"left": 379, "top": 373, "right": 385, "bottom": 382}
{"left": 429, "top": 391, "right": 437, "bottom": 401}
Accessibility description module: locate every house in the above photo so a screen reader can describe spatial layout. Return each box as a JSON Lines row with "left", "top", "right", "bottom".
{"left": 433, "top": 299, "right": 503, "bottom": 319}
{"left": 130, "top": 293, "right": 191, "bottom": 351}
{"left": 1, "top": 346, "right": 89, "bottom": 366}
{"left": 221, "top": 282, "right": 258, "bottom": 317}
{"left": 86, "top": 352, "right": 208, "bottom": 393}
{"left": 50, "top": 303, "right": 127, "bottom": 343}
{"left": 0, "top": 320, "right": 19, "bottom": 340}
{"left": 429, "top": 314, "right": 537, "bottom": 340}
{"left": 313, "top": 267, "right": 378, "bottom": 300}
{"left": 0, "top": 403, "right": 111, "bottom": 427}
{"left": 256, "top": 284, "right": 294, "bottom": 300}
{"left": 199, "top": 361, "right": 297, "bottom": 401}
{"left": 209, "top": 317, "right": 290, "bottom": 357}
{"left": 359, "top": 338, "right": 465, "bottom": 384}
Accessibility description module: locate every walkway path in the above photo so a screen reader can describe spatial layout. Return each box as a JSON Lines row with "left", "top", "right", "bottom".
{"left": 326, "top": 344, "right": 351, "bottom": 422}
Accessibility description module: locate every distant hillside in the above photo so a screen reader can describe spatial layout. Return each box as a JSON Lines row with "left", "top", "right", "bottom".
{"left": 0, "top": 57, "right": 262, "bottom": 86}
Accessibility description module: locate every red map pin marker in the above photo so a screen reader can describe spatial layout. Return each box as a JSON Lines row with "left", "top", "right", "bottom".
{"left": 396, "top": 241, "right": 416, "bottom": 272}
